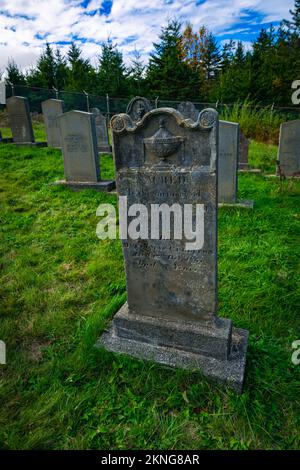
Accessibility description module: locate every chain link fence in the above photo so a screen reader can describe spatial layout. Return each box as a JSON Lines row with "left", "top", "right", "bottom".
{"left": 2, "top": 83, "right": 300, "bottom": 123}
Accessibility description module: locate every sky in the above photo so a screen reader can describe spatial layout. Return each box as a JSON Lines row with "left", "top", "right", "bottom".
{"left": 0, "top": 0, "right": 294, "bottom": 74}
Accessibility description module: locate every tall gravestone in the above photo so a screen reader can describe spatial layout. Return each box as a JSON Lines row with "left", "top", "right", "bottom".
{"left": 97, "top": 107, "right": 248, "bottom": 392}
{"left": 238, "top": 132, "right": 249, "bottom": 170}
{"left": 42, "top": 99, "right": 64, "bottom": 148}
{"left": 277, "top": 120, "right": 300, "bottom": 177}
{"left": 126, "top": 96, "right": 153, "bottom": 123}
{"left": 177, "top": 101, "right": 199, "bottom": 121}
{"left": 56, "top": 110, "right": 115, "bottom": 191}
{"left": 218, "top": 121, "right": 239, "bottom": 204}
{"left": 91, "top": 108, "right": 112, "bottom": 153}
{"left": 6, "top": 96, "right": 34, "bottom": 143}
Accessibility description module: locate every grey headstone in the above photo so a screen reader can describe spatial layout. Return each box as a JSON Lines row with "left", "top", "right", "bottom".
{"left": 126, "top": 96, "right": 152, "bottom": 123}
{"left": 278, "top": 120, "right": 300, "bottom": 177}
{"left": 97, "top": 107, "right": 248, "bottom": 393}
{"left": 6, "top": 96, "right": 34, "bottom": 143}
{"left": 238, "top": 132, "right": 249, "bottom": 170}
{"left": 41, "top": 99, "right": 64, "bottom": 148}
{"left": 58, "top": 110, "right": 100, "bottom": 182}
{"left": 177, "top": 101, "right": 199, "bottom": 121}
{"left": 218, "top": 121, "right": 239, "bottom": 204}
{"left": 91, "top": 108, "right": 111, "bottom": 153}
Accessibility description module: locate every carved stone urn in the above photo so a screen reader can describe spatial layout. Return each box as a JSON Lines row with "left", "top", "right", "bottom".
{"left": 143, "top": 118, "right": 183, "bottom": 162}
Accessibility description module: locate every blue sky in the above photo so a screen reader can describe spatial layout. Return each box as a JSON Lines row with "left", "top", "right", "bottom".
{"left": 0, "top": 0, "right": 294, "bottom": 73}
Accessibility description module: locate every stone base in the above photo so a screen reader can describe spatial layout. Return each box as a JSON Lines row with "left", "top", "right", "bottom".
{"left": 96, "top": 303, "right": 249, "bottom": 394}
{"left": 219, "top": 199, "right": 254, "bottom": 209}
{"left": 238, "top": 168, "right": 261, "bottom": 174}
{"left": 265, "top": 174, "right": 300, "bottom": 179}
{"left": 12, "top": 141, "right": 47, "bottom": 147}
{"left": 54, "top": 179, "right": 116, "bottom": 192}
{"left": 98, "top": 145, "right": 112, "bottom": 154}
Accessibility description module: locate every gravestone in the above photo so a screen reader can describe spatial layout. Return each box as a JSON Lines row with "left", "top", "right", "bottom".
{"left": 56, "top": 110, "right": 115, "bottom": 191}
{"left": 91, "top": 108, "right": 112, "bottom": 153}
{"left": 238, "top": 132, "right": 249, "bottom": 170}
{"left": 277, "top": 120, "right": 300, "bottom": 177}
{"left": 177, "top": 101, "right": 199, "bottom": 121}
{"left": 97, "top": 107, "right": 248, "bottom": 393}
{"left": 126, "top": 96, "right": 152, "bottom": 123}
{"left": 42, "top": 99, "right": 64, "bottom": 148}
{"left": 218, "top": 120, "right": 239, "bottom": 204}
{"left": 6, "top": 96, "right": 34, "bottom": 143}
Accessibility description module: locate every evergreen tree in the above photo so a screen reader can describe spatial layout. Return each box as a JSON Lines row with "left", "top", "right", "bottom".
{"left": 97, "top": 41, "right": 128, "bottom": 96}
{"left": 147, "top": 20, "right": 198, "bottom": 100}
{"left": 5, "top": 60, "right": 26, "bottom": 85}
{"left": 282, "top": 0, "right": 300, "bottom": 34}
{"left": 128, "top": 49, "right": 146, "bottom": 96}
{"left": 67, "top": 42, "right": 94, "bottom": 91}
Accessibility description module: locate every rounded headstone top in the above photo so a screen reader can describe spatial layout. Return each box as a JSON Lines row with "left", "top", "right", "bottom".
{"left": 177, "top": 101, "right": 199, "bottom": 122}
{"left": 126, "top": 96, "right": 153, "bottom": 123}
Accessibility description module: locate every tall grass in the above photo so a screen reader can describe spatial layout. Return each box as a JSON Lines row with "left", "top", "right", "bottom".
{"left": 220, "top": 100, "right": 286, "bottom": 144}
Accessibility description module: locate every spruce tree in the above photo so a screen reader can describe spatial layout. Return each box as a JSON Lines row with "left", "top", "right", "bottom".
{"left": 5, "top": 60, "right": 26, "bottom": 85}
{"left": 97, "top": 41, "right": 128, "bottom": 96}
{"left": 147, "top": 20, "right": 197, "bottom": 100}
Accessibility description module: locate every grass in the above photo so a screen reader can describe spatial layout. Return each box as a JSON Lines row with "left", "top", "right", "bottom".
{"left": 220, "top": 100, "right": 286, "bottom": 144}
{"left": 0, "top": 140, "right": 299, "bottom": 450}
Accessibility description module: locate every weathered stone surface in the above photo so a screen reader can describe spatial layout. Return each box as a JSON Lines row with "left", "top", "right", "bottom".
{"left": 238, "top": 131, "right": 249, "bottom": 170}
{"left": 91, "top": 108, "right": 111, "bottom": 153}
{"left": 97, "top": 107, "right": 248, "bottom": 392}
{"left": 59, "top": 110, "right": 99, "bottom": 182}
{"left": 6, "top": 96, "right": 34, "bottom": 143}
{"left": 177, "top": 101, "right": 199, "bottom": 121}
{"left": 42, "top": 99, "right": 64, "bottom": 148}
{"left": 58, "top": 110, "right": 115, "bottom": 191}
{"left": 277, "top": 120, "right": 300, "bottom": 177}
{"left": 126, "top": 96, "right": 153, "bottom": 123}
{"left": 218, "top": 120, "right": 239, "bottom": 204}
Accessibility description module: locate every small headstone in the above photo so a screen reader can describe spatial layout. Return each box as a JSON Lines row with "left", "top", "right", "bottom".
{"left": 57, "top": 110, "right": 115, "bottom": 191}
{"left": 97, "top": 107, "right": 248, "bottom": 393}
{"left": 218, "top": 121, "right": 239, "bottom": 204}
{"left": 126, "top": 96, "right": 152, "bottom": 123}
{"left": 238, "top": 132, "right": 249, "bottom": 170}
{"left": 41, "top": 99, "right": 64, "bottom": 148}
{"left": 6, "top": 96, "right": 34, "bottom": 143}
{"left": 277, "top": 120, "right": 300, "bottom": 177}
{"left": 91, "top": 108, "right": 111, "bottom": 153}
{"left": 177, "top": 101, "right": 199, "bottom": 121}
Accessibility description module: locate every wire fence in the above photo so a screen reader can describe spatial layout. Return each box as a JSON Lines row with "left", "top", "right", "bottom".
{"left": 2, "top": 83, "right": 300, "bottom": 122}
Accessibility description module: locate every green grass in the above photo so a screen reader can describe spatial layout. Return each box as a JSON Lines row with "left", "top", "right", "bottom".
{"left": 0, "top": 141, "right": 299, "bottom": 450}
{"left": 220, "top": 100, "right": 286, "bottom": 144}
{"left": 1, "top": 122, "right": 46, "bottom": 142}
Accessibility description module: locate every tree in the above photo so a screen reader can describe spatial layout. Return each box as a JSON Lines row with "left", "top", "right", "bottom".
{"left": 128, "top": 49, "right": 146, "bottom": 96}
{"left": 181, "top": 24, "right": 221, "bottom": 100}
{"left": 282, "top": 0, "right": 300, "bottom": 34}
{"left": 5, "top": 60, "right": 26, "bottom": 85}
{"left": 147, "top": 20, "right": 198, "bottom": 100}
{"left": 97, "top": 40, "right": 128, "bottom": 96}
{"left": 67, "top": 42, "right": 94, "bottom": 92}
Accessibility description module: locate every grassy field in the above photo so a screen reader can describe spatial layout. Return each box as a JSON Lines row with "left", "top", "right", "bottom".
{"left": 0, "top": 137, "right": 299, "bottom": 450}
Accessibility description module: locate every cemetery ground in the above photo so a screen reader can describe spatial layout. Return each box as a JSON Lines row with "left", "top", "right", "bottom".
{"left": 0, "top": 130, "right": 299, "bottom": 450}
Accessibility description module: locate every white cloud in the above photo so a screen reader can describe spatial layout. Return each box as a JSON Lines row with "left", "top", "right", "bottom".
{"left": 0, "top": 0, "right": 294, "bottom": 74}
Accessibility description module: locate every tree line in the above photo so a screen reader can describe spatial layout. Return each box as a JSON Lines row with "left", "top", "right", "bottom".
{"left": 4, "top": 0, "right": 300, "bottom": 106}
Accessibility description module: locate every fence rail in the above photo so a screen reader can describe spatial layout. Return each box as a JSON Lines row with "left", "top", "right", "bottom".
{"left": 2, "top": 83, "right": 300, "bottom": 121}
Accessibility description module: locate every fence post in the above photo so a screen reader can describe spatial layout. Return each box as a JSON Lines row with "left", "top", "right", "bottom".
{"left": 83, "top": 90, "right": 90, "bottom": 112}
{"left": 53, "top": 87, "right": 59, "bottom": 100}
{"left": 8, "top": 81, "right": 14, "bottom": 96}
{"left": 106, "top": 94, "right": 110, "bottom": 120}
